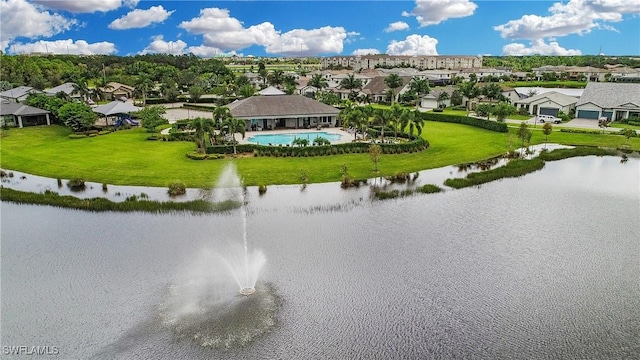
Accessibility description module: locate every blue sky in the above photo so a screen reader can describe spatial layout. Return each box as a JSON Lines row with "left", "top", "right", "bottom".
{"left": 1, "top": 0, "right": 639, "bottom": 57}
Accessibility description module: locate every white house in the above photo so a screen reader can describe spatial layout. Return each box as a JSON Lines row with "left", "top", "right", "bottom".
{"left": 514, "top": 91, "right": 578, "bottom": 116}
{"left": 575, "top": 82, "right": 640, "bottom": 121}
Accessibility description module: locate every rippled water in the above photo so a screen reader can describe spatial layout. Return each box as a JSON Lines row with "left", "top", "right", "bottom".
{"left": 2, "top": 155, "right": 639, "bottom": 359}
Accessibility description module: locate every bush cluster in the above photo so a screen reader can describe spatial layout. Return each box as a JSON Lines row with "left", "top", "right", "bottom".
{"left": 559, "top": 128, "right": 603, "bottom": 135}
{"left": 168, "top": 182, "right": 186, "bottom": 196}
{"left": 205, "top": 138, "right": 429, "bottom": 156}
{"left": 186, "top": 152, "right": 224, "bottom": 160}
{"left": 419, "top": 112, "right": 508, "bottom": 132}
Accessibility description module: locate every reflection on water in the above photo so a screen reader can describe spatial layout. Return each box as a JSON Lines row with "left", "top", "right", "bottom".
{"left": 1, "top": 154, "right": 639, "bottom": 359}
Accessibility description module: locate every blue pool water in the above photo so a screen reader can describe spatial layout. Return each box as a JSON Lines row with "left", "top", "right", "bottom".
{"left": 247, "top": 131, "right": 342, "bottom": 145}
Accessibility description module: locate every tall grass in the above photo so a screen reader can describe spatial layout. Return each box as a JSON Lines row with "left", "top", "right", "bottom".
{"left": 444, "top": 158, "right": 545, "bottom": 189}
{"left": 0, "top": 188, "right": 240, "bottom": 214}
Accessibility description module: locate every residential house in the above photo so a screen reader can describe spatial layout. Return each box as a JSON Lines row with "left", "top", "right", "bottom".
{"left": 0, "top": 86, "right": 42, "bottom": 103}
{"left": 360, "top": 76, "right": 413, "bottom": 103}
{"left": 101, "top": 82, "right": 135, "bottom": 101}
{"left": 420, "top": 87, "right": 455, "bottom": 109}
{"left": 575, "top": 82, "right": 640, "bottom": 121}
{"left": 226, "top": 86, "right": 340, "bottom": 130}
{"left": 513, "top": 91, "right": 578, "bottom": 117}
{"left": 0, "top": 101, "right": 51, "bottom": 127}
{"left": 44, "top": 82, "right": 79, "bottom": 99}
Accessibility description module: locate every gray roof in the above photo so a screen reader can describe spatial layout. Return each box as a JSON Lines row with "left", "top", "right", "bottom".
{"left": 44, "top": 82, "right": 77, "bottom": 96}
{"left": 227, "top": 95, "right": 340, "bottom": 118}
{"left": 361, "top": 76, "right": 412, "bottom": 95}
{"left": 0, "top": 86, "right": 41, "bottom": 99}
{"left": 92, "top": 101, "right": 142, "bottom": 116}
{"left": 0, "top": 103, "right": 50, "bottom": 116}
{"left": 514, "top": 91, "right": 578, "bottom": 106}
{"left": 576, "top": 82, "right": 640, "bottom": 108}
{"left": 258, "top": 86, "right": 286, "bottom": 96}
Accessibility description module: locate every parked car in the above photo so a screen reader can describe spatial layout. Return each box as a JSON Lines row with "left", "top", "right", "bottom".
{"left": 538, "top": 114, "right": 562, "bottom": 124}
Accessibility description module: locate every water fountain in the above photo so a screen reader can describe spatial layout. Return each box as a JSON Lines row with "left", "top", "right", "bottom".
{"left": 159, "top": 163, "right": 279, "bottom": 348}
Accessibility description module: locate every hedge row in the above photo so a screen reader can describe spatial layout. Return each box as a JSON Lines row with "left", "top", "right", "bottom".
{"left": 560, "top": 128, "right": 603, "bottom": 135}
{"left": 205, "top": 138, "right": 429, "bottom": 156}
{"left": 419, "top": 112, "right": 508, "bottom": 133}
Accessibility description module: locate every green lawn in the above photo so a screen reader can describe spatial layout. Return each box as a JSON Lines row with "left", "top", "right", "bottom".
{"left": 609, "top": 122, "right": 640, "bottom": 131}
{"left": 1, "top": 123, "right": 637, "bottom": 188}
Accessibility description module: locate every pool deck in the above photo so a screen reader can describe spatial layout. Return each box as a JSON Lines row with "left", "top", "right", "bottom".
{"left": 238, "top": 127, "right": 355, "bottom": 145}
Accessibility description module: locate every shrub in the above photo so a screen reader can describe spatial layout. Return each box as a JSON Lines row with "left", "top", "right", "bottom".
{"left": 68, "top": 134, "right": 87, "bottom": 139}
{"left": 186, "top": 152, "right": 208, "bottom": 160}
{"left": 559, "top": 128, "right": 602, "bottom": 135}
{"left": 168, "top": 182, "right": 186, "bottom": 196}
{"left": 538, "top": 147, "right": 616, "bottom": 161}
{"left": 417, "top": 184, "right": 442, "bottom": 194}
{"left": 419, "top": 112, "right": 508, "bottom": 132}
{"left": 67, "top": 178, "right": 85, "bottom": 190}
{"left": 258, "top": 184, "right": 267, "bottom": 195}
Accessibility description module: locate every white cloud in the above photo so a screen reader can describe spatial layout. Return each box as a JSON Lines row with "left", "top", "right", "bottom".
{"left": 179, "top": 8, "right": 278, "bottom": 50}
{"left": 494, "top": 0, "right": 639, "bottom": 39}
{"left": 11, "top": 39, "right": 116, "bottom": 55}
{"left": 31, "top": 0, "right": 138, "bottom": 13}
{"left": 265, "top": 26, "right": 347, "bottom": 56}
{"left": 187, "top": 45, "right": 240, "bottom": 58}
{"left": 352, "top": 48, "right": 381, "bottom": 55}
{"left": 180, "top": 7, "right": 347, "bottom": 56}
{"left": 502, "top": 39, "right": 582, "bottom": 56}
{"left": 385, "top": 21, "right": 409, "bottom": 33}
{"left": 0, "top": 0, "right": 76, "bottom": 50}
{"left": 109, "top": 5, "right": 174, "bottom": 30}
{"left": 139, "top": 35, "right": 186, "bottom": 55}
{"left": 402, "top": 0, "right": 477, "bottom": 27}
{"left": 386, "top": 34, "right": 439, "bottom": 55}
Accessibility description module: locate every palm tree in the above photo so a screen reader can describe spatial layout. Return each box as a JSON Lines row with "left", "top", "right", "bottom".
{"left": 340, "top": 74, "right": 363, "bottom": 100}
{"left": 409, "top": 78, "right": 430, "bottom": 110}
{"left": 308, "top": 73, "right": 328, "bottom": 90}
{"left": 213, "top": 106, "right": 232, "bottom": 125}
{"left": 71, "top": 78, "right": 91, "bottom": 102}
{"left": 134, "top": 73, "right": 153, "bottom": 106}
{"left": 221, "top": 117, "right": 246, "bottom": 155}
{"left": 482, "top": 83, "right": 503, "bottom": 104}
{"left": 384, "top": 73, "right": 404, "bottom": 104}
{"left": 458, "top": 81, "right": 480, "bottom": 116}
{"left": 388, "top": 103, "right": 405, "bottom": 140}
{"left": 404, "top": 110, "right": 425, "bottom": 137}
{"left": 373, "top": 108, "right": 392, "bottom": 143}
{"left": 189, "top": 117, "right": 215, "bottom": 154}
{"left": 437, "top": 91, "right": 450, "bottom": 109}
{"left": 268, "top": 69, "right": 285, "bottom": 89}
{"left": 340, "top": 106, "right": 364, "bottom": 141}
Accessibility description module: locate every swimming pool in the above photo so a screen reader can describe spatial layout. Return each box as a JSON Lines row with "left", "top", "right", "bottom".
{"left": 247, "top": 131, "right": 343, "bottom": 145}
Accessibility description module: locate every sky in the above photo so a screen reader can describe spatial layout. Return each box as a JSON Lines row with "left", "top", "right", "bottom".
{"left": 1, "top": 0, "right": 639, "bottom": 57}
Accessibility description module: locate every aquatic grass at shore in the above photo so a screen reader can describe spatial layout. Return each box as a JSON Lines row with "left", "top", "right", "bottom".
{"left": 0, "top": 187, "right": 241, "bottom": 214}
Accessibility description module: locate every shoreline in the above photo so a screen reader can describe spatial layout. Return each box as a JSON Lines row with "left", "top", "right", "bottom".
{"left": 1, "top": 146, "right": 627, "bottom": 213}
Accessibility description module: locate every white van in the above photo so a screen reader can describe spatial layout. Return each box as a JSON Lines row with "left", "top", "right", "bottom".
{"left": 537, "top": 114, "right": 562, "bottom": 124}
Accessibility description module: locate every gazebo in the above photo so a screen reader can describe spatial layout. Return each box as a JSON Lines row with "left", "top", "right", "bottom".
{"left": 92, "top": 101, "right": 142, "bottom": 126}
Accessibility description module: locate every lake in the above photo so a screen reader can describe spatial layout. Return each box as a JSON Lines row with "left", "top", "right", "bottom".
{"left": 1, "top": 155, "right": 638, "bottom": 359}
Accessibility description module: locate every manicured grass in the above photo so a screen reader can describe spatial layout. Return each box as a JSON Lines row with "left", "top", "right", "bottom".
{"left": 521, "top": 126, "right": 640, "bottom": 150}
{"left": 442, "top": 108, "right": 531, "bottom": 120}
{"left": 609, "top": 123, "right": 640, "bottom": 131}
{"left": 0, "top": 123, "right": 508, "bottom": 187}
{"left": 2, "top": 122, "right": 638, "bottom": 188}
